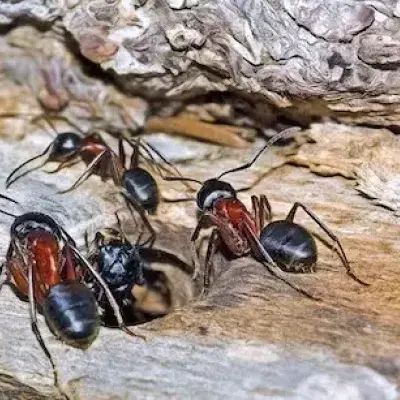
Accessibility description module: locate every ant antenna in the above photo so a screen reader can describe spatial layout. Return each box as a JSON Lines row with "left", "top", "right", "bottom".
{"left": 0, "top": 194, "right": 19, "bottom": 205}
{"left": 217, "top": 127, "right": 301, "bottom": 180}
{"left": 5, "top": 142, "right": 54, "bottom": 188}
{"left": 0, "top": 194, "right": 19, "bottom": 218}
{"left": 0, "top": 209, "right": 18, "bottom": 218}
{"left": 162, "top": 176, "right": 203, "bottom": 185}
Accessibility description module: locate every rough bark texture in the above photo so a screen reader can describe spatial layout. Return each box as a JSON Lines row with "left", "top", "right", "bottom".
{"left": 2, "top": 1, "right": 400, "bottom": 129}
{"left": 1, "top": 1, "right": 400, "bottom": 399}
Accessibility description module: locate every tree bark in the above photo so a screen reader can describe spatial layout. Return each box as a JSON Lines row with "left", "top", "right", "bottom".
{"left": 2, "top": 0, "right": 400, "bottom": 128}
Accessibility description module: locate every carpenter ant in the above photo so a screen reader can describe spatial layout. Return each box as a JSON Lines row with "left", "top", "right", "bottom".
{"left": 85, "top": 214, "right": 172, "bottom": 326}
{"left": 0, "top": 210, "right": 145, "bottom": 386}
{"left": 163, "top": 128, "right": 368, "bottom": 299}
{"left": 5, "top": 118, "right": 184, "bottom": 244}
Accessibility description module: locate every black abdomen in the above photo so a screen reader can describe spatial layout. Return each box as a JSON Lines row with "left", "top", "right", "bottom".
{"left": 42, "top": 281, "right": 100, "bottom": 349}
{"left": 260, "top": 221, "right": 317, "bottom": 273}
{"left": 123, "top": 168, "right": 159, "bottom": 214}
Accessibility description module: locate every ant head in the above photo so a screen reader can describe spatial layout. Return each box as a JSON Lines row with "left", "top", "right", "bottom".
{"left": 49, "top": 132, "right": 82, "bottom": 162}
{"left": 11, "top": 212, "right": 63, "bottom": 241}
{"left": 196, "top": 179, "right": 236, "bottom": 211}
{"left": 162, "top": 128, "right": 301, "bottom": 210}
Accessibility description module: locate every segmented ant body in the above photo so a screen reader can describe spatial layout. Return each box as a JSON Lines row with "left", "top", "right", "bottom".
{"left": 5, "top": 124, "right": 183, "bottom": 244}
{"left": 0, "top": 210, "right": 146, "bottom": 385}
{"left": 0, "top": 211, "right": 100, "bottom": 385}
{"left": 8, "top": 212, "right": 101, "bottom": 344}
{"left": 86, "top": 226, "right": 147, "bottom": 308}
{"left": 165, "top": 128, "right": 367, "bottom": 299}
{"left": 85, "top": 219, "right": 172, "bottom": 325}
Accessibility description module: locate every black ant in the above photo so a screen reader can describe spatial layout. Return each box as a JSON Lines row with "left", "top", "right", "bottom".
{"left": 84, "top": 214, "right": 175, "bottom": 325}
{"left": 5, "top": 117, "right": 186, "bottom": 245}
{"left": 0, "top": 209, "right": 146, "bottom": 386}
{"left": 163, "top": 128, "right": 368, "bottom": 299}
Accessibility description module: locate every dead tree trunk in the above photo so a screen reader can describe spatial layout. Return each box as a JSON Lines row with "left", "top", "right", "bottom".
{"left": 2, "top": 0, "right": 400, "bottom": 128}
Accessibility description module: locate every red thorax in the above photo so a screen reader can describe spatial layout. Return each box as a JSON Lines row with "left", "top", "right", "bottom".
{"left": 213, "top": 197, "right": 257, "bottom": 234}
{"left": 80, "top": 134, "right": 110, "bottom": 163}
{"left": 9, "top": 230, "right": 61, "bottom": 304}
{"left": 210, "top": 197, "right": 257, "bottom": 257}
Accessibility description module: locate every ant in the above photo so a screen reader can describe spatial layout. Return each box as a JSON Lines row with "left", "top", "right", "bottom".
{"left": 85, "top": 214, "right": 173, "bottom": 326}
{"left": 164, "top": 128, "right": 368, "bottom": 299}
{"left": 5, "top": 117, "right": 186, "bottom": 245}
{"left": 0, "top": 209, "right": 146, "bottom": 386}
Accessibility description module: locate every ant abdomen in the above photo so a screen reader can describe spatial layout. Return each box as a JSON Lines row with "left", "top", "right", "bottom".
{"left": 259, "top": 221, "right": 317, "bottom": 273}
{"left": 42, "top": 281, "right": 100, "bottom": 349}
{"left": 123, "top": 168, "right": 159, "bottom": 214}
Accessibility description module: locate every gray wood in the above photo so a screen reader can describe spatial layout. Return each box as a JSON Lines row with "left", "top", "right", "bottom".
{"left": 0, "top": 127, "right": 398, "bottom": 398}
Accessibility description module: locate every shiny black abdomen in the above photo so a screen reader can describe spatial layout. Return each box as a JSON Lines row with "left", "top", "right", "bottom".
{"left": 42, "top": 281, "right": 100, "bottom": 348}
{"left": 97, "top": 244, "right": 146, "bottom": 302}
{"left": 123, "top": 168, "right": 159, "bottom": 214}
{"left": 260, "top": 221, "right": 317, "bottom": 273}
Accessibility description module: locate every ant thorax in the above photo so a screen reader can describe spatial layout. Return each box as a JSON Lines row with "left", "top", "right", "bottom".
{"left": 196, "top": 179, "right": 237, "bottom": 211}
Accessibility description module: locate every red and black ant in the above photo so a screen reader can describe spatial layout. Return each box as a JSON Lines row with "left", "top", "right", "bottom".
{"left": 0, "top": 209, "right": 146, "bottom": 386}
{"left": 5, "top": 118, "right": 185, "bottom": 245}
{"left": 164, "top": 128, "right": 368, "bottom": 299}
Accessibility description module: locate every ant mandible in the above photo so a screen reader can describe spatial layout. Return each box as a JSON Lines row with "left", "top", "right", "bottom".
{"left": 5, "top": 117, "right": 184, "bottom": 245}
{"left": 164, "top": 128, "right": 368, "bottom": 300}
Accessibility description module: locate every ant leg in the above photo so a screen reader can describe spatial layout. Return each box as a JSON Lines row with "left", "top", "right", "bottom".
{"left": 242, "top": 222, "right": 321, "bottom": 301}
{"left": 114, "top": 212, "right": 131, "bottom": 245}
{"left": 251, "top": 196, "right": 261, "bottom": 235}
{"left": 190, "top": 213, "right": 208, "bottom": 281}
{"left": 18, "top": 242, "right": 59, "bottom": 387}
{"left": 46, "top": 158, "right": 80, "bottom": 174}
{"left": 68, "top": 245, "right": 146, "bottom": 340}
{"left": 32, "top": 113, "right": 86, "bottom": 136}
{"left": 57, "top": 151, "right": 106, "bottom": 194}
{"left": 127, "top": 137, "right": 176, "bottom": 176}
{"left": 118, "top": 138, "right": 127, "bottom": 169}
{"left": 286, "top": 202, "right": 369, "bottom": 286}
{"left": 260, "top": 195, "right": 272, "bottom": 227}
{"left": 251, "top": 195, "right": 272, "bottom": 234}
{"left": 128, "top": 139, "right": 140, "bottom": 169}
{"left": 109, "top": 152, "right": 124, "bottom": 187}
{"left": 121, "top": 191, "right": 156, "bottom": 247}
{"left": 203, "top": 229, "right": 220, "bottom": 294}
{"left": 0, "top": 263, "right": 10, "bottom": 291}
{"left": 134, "top": 139, "right": 196, "bottom": 192}
{"left": 84, "top": 231, "right": 91, "bottom": 253}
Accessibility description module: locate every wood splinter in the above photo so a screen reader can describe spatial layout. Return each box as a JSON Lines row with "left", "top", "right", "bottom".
{"left": 144, "top": 116, "right": 252, "bottom": 148}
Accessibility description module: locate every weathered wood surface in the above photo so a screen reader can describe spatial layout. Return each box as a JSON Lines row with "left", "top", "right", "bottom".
{"left": 2, "top": 2, "right": 400, "bottom": 128}
{"left": 1, "top": 2, "right": 400, "bottom": 398}
{"left": 0, "top": 123, "right": 399, "bottom": 398}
